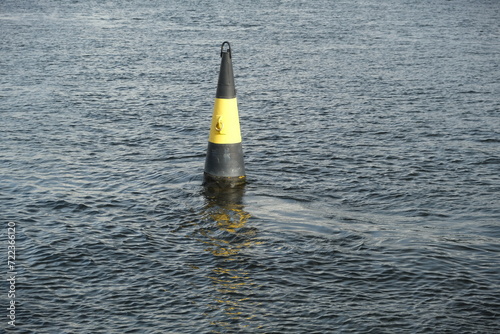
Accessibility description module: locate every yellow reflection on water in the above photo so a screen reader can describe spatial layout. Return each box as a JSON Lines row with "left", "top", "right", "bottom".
{"left": 200, "top": 183, "right": 262, "bottom": 333}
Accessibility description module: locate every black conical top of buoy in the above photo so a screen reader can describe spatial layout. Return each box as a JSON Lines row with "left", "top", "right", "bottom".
{"left": 216, "top": 41, "right": 236, "bottom": 99}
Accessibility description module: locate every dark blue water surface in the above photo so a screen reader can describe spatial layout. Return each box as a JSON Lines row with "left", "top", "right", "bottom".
{"left": 1, "top": 0, "right": 499, "bottom": 333}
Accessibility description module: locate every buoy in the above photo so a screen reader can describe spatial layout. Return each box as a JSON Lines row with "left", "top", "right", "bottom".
{"left": 204, "top": 42, "right": 246, "bottom": 187}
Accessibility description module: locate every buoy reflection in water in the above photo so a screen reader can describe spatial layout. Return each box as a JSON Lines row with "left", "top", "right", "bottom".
{"left": 199, "top": 183, "right": 262, "bottom": 332}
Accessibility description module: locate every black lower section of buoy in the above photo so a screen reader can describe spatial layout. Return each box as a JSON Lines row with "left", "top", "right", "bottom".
{"left": 204, "top": 142, "right": 245, "bottom": 186}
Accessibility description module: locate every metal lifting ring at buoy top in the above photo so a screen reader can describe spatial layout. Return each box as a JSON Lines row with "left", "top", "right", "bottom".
{"left": 215, "top": 116, "right": 223, "bottom": 132}
{"left": 220, "top": 41, "right": 231, "bottom": 58}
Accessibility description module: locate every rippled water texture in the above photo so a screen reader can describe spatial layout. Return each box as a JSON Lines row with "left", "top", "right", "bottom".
{"left": 1, "top": 0, "right": 499, "bottom": 333}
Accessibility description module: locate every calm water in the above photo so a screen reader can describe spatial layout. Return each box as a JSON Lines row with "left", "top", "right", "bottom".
{"left": 1, "top": 0, "right": 499, "bottom": 333}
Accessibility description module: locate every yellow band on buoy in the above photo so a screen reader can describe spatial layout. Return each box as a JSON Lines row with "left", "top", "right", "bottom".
{"left": 208, "top": 98, "right": 242, "bottom": 144}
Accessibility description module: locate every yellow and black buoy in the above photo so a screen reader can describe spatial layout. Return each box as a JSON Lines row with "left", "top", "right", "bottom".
{"left": 204, "top": 42, "right": 246, "bottom": 187}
